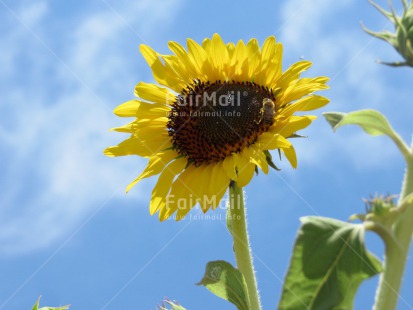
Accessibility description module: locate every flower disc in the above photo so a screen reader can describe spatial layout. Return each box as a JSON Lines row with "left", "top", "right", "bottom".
{"left": 168, "top": 81, "right": 275, "bottom": 165}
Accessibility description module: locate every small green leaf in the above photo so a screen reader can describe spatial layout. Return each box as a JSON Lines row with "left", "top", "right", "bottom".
{"left": 324, "top": 109, "right": 411, "bottom": 160}
{"left": 323, "top": 112, "right": 346, "bottom": 130}
{"left": 197, "top": 260, "right": 250, "bottom": 310}
{"left": 278, "top": 216, "right": 382, "bottom": 310}
{"left": 323, "top": 109, "right": 398, "bottom": 137}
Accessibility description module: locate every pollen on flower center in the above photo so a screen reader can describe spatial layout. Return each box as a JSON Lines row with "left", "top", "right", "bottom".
{"left": 167, "top": 80, "right": 276, "bottom": 165}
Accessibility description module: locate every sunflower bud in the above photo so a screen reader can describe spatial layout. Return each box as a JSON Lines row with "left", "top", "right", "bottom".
{"left": 363, "top": 194, "right": 397, "bottom": 217}
{"left": 158, "top": 299, "right": 186, "bottom": 310}
{"left": 363, "top": 0, "right": 413, "bottom": 67}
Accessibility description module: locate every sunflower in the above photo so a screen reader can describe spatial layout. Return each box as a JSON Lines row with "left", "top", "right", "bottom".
{"left": 104, "top": 34, "right": 329, "bottom": 221}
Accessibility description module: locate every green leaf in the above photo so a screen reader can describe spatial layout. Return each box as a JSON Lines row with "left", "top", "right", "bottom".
{"left": 279, "top": 216, "right": 382, "bottom": 310}
{"left": 197, "top": 260, "right": 250, "bottom": 310}
{"left": 324, "top": 109, "right": 411, "bottom": 160}
{"left": 32, "top": 297, "right": 70, "bottom": 310}
{"left": 323, "top": 109, "right": 398, "bottom": 138}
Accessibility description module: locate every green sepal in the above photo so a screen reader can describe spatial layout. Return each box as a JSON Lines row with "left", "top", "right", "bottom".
{"left": 288, "top": 133, "right": 306, "bottom": 139}
{"left": 361, "top": 23, "right": 397, "bottom": 45}
{"left": 377, "top": 60, "right": 409, "bottom": 66}
{"left": 32, "top": 297, "right": 70, "bottom": 310}
{"left": 264, "top": 150, "right": 280, "bottom": 171}
{"left": 278, "top": 216, "right": 382, "bottom": 310}
{"left": 367, "top": 0, "right": 395, "bottom": 22}
{"left": 197, "top": 260, "right": 250, "bottom": 310}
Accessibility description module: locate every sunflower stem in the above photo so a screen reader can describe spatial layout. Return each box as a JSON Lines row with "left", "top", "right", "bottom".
{"left": 229, "top": 182, "right": 261, "bottom": 310}
{"left": 373, "top": 145, "right": 413, "bottom": 310}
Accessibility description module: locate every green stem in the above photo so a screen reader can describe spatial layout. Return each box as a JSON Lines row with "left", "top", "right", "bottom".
{"left": 229, "top": 182, "right": 262, "bottom": 310}
{"left": 390, "top": 131, "right": 411, "bottom": 164}
{"left": 374, "top": 149, "right": 413, "bottom": 310}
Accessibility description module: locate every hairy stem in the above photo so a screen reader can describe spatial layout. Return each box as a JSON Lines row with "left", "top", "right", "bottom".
{"left": 229, "top": 182, "right": 261, "bottom": 310}
{"left": 374, "top": 151, "right": 413, "bottom": 310}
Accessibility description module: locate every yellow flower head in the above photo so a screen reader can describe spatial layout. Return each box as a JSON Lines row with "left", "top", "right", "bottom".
{"left": 105, "top": 34, "right": 329, "bottom": 221}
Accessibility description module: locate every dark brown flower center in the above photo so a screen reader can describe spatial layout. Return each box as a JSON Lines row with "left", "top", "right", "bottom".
{"left": 167, "top": 80, "right": 276, "bottom": 165}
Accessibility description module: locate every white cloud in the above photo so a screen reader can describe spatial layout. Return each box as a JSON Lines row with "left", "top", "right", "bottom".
{"left": 0, "top": 0, "right": 183, "bottom": 255}
{"left": 279, "top": 0, "right": 365, "bottom": 47}
{"left": 19, "top": 1, "right": 48, "bottom": 27}
{"left": 277, "top": 0, "right": 404, "bottom": 168}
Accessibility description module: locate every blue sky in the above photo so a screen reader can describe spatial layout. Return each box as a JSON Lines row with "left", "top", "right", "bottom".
{"left": 1, "top": 0, "right": 413, "bottom": 309}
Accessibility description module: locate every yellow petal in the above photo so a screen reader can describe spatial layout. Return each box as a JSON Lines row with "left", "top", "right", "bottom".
{"left": 232, "top": 40, "right": 248, "bottom": 78}
{"left": 265, "top": 43, "right": 283, "bottom": 86}
{"left": 190, "top": 165, "right": 207, "bottom": 198}
{"left": 246, "top": 146, "right": 269, "bottom": 174}
{"left": 104, "top": 134, "right": 172, "bottom": 157}
{"left": 201, "top": 38, "right": 213, "bottom": 79}
{"left": 255, "top": 36, "right": 276, "bottom": 85}
{"left": 111, "top": 119, "right": 166, "bottom": 135}
{"left": 168, "top": 41, "right": 199, "bottom": 78}
{"left": 187, "top": 38, "right": 207, "bottom": 68}
{"left": 281, "top": 79, "right": 329, "bottom": 103}
{"left": 113, "top": 99, "right": 169, "bottom": 117}
{"left": 150, "top": 157, "right": 187, "bottom": 216}
{"left": 137, "top": 107, "right": 170, "bottom": 119}
{"left": 134, "top": 116, "right": 168, "bottom": 127}
{"left": 110, "top": 121, "right": 136, "bottom": 133}
{"left": 202, "top": 37, "right": 211, "bottom": 51}
{"left": 235, "top": 152, "right": 255, "bottom": 188}
{"left": 139, "top": 44, "right": 185, "bottom": 92}
{"left": 134, "top": 82, "right": 176, "bottom": 105}
{"left": 208, "top": 162, "right": 230, "bottom": 209}
{"left": 166, "top": 165, "right": 198, "bottom": 220}
{"left": 187, "top": 38, "right": 210, "bottom": 81}
{"left": 281, "top": 95, "right": 329, "bottom": 117}
{"left": 282, "top": 145, "right": 298, "bottom": 169}
{"left": 257, "top": 133, "right": 292, "bottom": 150}
{"left": 261, "top": 36, "right": 276, "bottom": 65}
{"left": 246, "top": 38, "right": 261, "bottom": 81}
{"left": 126, "top": 150, "right": 179, "bottom": 192}
{"left": 210, "top": 33, "right": 229, "bottom": 76}
{"left": 270, "top": 116, "right": 312, "bottom": 137}
{"left": 195, "top": 165, "right": 213, "bottom": 213}
{"left": 113, "top": 100, "right": 141, "bottom": 117}
{"left": 227, "top": 42, "right": 235, "bottom": 59}
{"left": 222, "top": 154, "right": 237, "bottom": 180}
{"left": 276, "top": 61, "right": 312, "bottom": 89}
{"left": 163, "top": 55, "right": 193, "bottom": 85}
{"left": 140, "top": 44, "right": 157, "bottom": 65}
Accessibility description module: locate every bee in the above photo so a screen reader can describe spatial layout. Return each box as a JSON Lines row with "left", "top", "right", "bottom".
{"left": 256, "top": 98, "right": 275, "bottom": 125}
